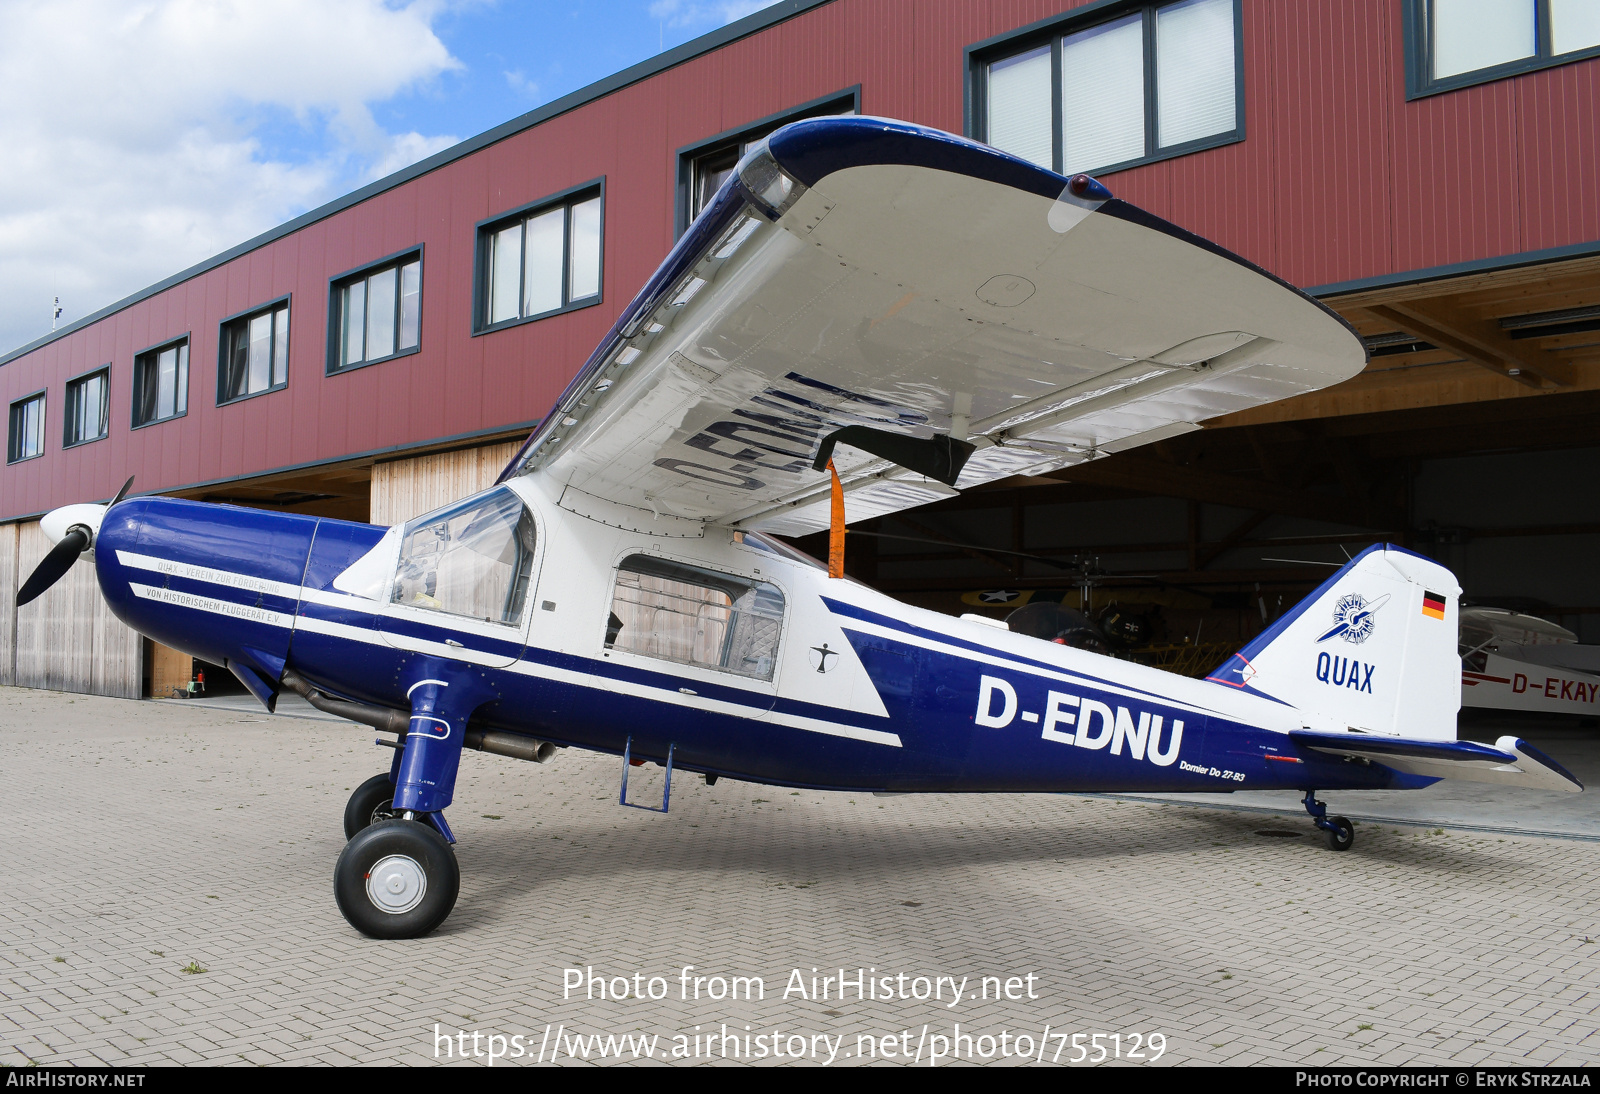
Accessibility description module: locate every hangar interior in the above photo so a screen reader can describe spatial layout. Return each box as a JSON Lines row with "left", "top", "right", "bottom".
{"left": 793, "top": 252, "right": 1600, "bottom": 670}
{"left": 2, "top": 253, "right": 1598, "bottom": 699}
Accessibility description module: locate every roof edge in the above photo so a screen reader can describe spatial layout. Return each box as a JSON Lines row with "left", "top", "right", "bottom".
{"left": 1308, "top": 238, "right": 1600, "bottom": 299}
{"left": 0, "top": 420, "right": 536, "bottom": 526}
{"left": 0, "top": 0, "right": 837, "bottom": 368}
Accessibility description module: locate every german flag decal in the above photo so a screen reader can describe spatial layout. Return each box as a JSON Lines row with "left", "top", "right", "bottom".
{"left": 1422, "top": 591, "right": 1446, "bottom": 620}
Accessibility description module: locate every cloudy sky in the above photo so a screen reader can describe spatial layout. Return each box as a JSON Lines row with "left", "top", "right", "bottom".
{"left": 0, "top": 0, "right": 772, "bottom": 356}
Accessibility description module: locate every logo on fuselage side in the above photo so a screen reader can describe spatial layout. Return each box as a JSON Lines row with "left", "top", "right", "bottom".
{"left": 973, "top": 675, "right": 1183, "bottom": 767}
{"left": 1317, "top": 592, "right": 1390, "bottom": 645}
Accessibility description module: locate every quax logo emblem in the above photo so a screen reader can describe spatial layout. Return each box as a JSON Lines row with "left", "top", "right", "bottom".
{"left": 1316, "top": 592, "right": 1390, "bottom": 645}
{"left": 973, "top": 675, "right": 1183, "bottom": 767}
{"left": 1315, "top": 653, "right": 1374, "bottom": 693}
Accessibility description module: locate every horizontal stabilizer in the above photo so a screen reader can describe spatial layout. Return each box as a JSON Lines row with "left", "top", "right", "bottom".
{"left": 1290, "top": 730, "right": 1583, "bottom": 793}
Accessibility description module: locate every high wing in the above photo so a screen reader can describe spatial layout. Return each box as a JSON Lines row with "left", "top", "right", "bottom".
{"left": 501, "top": 116, "right": 1367, "bottom": 535}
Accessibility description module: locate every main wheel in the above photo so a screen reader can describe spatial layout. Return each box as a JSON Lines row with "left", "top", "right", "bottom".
{"left": 334, "top": 819, "right": 460, "bottom": 939}
{"left": 344, "top": 773, "right": 399, "bottom": 839}
{"left": 1325, "top": 816, "right": 1355, "bottom": 851}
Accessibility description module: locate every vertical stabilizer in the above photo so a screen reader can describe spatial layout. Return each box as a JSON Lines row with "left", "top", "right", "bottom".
{"left": 1207, "top": 545, "right": 1461, "bottom": 739}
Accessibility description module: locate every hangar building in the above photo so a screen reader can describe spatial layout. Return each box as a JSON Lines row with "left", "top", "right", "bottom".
{"left": 3, "top": 0, "right": 1599, "bottom": 699}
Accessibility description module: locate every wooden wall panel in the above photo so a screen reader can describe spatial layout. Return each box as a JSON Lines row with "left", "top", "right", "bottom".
{"left": 0, "top": 523, "right": 16, "bottom": 687}
{"left": 148, "top": 640, "right": 193, "bottom": 699}
{"left": 13, "top": 522, "right": 142, "bottom": 698}
{"left": 370, "top": 442, "right": 522, "bottom": 527}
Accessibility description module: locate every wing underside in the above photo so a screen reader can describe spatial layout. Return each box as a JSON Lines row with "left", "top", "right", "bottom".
{"left": 507, "top": 117, "right": 1367, "bottom": 535}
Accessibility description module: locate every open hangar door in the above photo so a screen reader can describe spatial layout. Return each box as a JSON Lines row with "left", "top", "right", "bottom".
{"left": 788, "top": 254, "right": 1600, "bottom": 696}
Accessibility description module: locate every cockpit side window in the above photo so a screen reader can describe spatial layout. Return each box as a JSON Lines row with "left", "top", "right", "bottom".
{"left": 391, "top": 486, "right": 536, "bottom": 625}
{"left": 606, "top": 554, "right": 784, "bottom": 680}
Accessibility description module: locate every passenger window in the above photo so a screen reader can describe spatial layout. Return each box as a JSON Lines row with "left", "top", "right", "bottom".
{"left": 391, "top": 486, "right": 536, "bottom": 625}
{"left": 607, "top": 554, "right": 784, "bottom": 680}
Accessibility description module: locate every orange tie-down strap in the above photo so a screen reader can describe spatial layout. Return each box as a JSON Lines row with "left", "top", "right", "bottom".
{"left": 827, "top": 458, "right": 846, "bottom": 579}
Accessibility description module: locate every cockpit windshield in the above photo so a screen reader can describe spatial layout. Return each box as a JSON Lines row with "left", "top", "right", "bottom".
{"left": 391, "top": 486, "right": 536, "bottom": 625}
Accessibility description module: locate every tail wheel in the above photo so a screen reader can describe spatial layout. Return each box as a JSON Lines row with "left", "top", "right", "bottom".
{"left": 343, "top": 773, "right": 399, "bottom": 839}
{"left": 1325, "top": 816, "right": 1355, "bottom": 852}
{"left": 334, "top": 819, "right": 460, "bottom": 939}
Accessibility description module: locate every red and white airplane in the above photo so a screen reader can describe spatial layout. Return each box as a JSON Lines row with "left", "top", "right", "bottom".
{"left": 1460, "top": 606, "right": 1600, "bottom": 717}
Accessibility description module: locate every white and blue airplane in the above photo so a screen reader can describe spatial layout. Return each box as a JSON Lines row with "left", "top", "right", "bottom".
{"left": 18, "top": 117, "right": 1580, "bottom": 938}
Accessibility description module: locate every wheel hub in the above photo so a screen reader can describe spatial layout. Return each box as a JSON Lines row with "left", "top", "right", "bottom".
{"left": 366, "top": 854, "right": 427, "bottom": 914}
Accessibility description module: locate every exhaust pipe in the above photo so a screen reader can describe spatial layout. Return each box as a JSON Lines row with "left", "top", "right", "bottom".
{"left": 281, "top": 669, "right": 409, "bottom": 733}
{"left": 465, "top": 729, "right": 558, "bottom": 763}
{"left": 279, "top": 669, "right": 557, "bottom": 763}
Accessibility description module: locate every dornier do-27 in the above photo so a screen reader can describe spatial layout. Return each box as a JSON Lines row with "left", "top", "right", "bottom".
{"left": 19, "top": 118, "right": 1581, "bottom": 938}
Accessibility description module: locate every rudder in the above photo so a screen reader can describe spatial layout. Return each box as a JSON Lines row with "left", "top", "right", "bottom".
{"left": 1207, "top": 544, "right": 1461, "bottom": 739}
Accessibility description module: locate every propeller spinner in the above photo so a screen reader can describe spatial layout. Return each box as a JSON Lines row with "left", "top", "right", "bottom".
{"left": 16, "top": 476, "right": 134, "bottom": 607}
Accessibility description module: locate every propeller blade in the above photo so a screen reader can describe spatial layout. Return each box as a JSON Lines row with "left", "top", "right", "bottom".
{"left": 16, "top": 528, "right": 89, "bottom": 606}
{"left": 109, "top": 475, "right": 135, "bottom": 508}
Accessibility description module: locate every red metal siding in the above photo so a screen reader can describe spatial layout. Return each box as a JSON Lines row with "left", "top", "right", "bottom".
{"left": 5, "top": 0, "right": 1598, "bottom": 520}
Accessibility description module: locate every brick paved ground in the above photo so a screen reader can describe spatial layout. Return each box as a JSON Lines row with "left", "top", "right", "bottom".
{"left": 1, "top": 686, "right": 1596, "bottom": 1067}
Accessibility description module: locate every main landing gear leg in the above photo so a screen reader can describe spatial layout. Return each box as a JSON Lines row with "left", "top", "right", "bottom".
{"left": 333, "top": 669, "right": 494, "bottom": 938}
{"left": 1302, "top": 790, "right": 1354, "bottom": 852}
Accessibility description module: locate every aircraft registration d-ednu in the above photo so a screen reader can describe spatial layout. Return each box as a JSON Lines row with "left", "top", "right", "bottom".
{"left": 18, "top": 117, "right": 1581, "bottom": 938}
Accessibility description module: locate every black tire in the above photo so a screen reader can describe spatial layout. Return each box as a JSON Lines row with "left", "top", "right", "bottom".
{"left": 334, "top": 819, "right": 460, "bottom": 939}
{"left": 1325, "top": 816, "right": 1355, "bottom": 852}
{"left": 344, "top": 773, "right": 398, "bottom": 840}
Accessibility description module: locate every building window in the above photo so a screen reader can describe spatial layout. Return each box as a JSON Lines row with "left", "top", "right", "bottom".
{"left": 218, "top": 299, "right": 288, "bottom": 404}
{"left": 330, "top": 252, "right": 421, "bottom": 373}
{"left": 1407, "top": 0, "right": 1600, "bottom": 97}
{"left": 7, "top": 392, "right": 45, "bottom": 464}
{"left": 132, "top": 338, "right": 189, "bottom": 428}
{"left": 677, "top": 88, "right": 859, "bottom": 235}
{"left": 477, "top": 185, "right": 603, "bottom": 332}
{"left": 63, "top": 368, "right": 109, "bottom": 448}
{"left": 971, "top": 0, "right": 1242, "bottom": 177}
{"left": 690, "top": 145, "right": 742, "bottom": 224}
{"left": 605, "top": 554, "right": 785, "bottom": 681}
